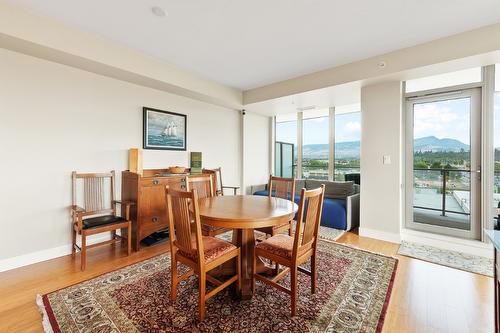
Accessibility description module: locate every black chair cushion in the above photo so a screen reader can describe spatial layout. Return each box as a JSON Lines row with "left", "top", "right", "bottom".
{"left": 82, "top": 215, "right": 127, "bottom": 230}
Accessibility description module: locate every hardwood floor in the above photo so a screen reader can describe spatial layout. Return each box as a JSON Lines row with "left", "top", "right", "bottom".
{"left": 0, "top": 232, "right": 493, "bottom": 333}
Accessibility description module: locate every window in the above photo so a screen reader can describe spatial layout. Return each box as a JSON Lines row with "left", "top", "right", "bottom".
{"left": 334, "top": 111, "right": 361, "bottom": 181}
{"left": 302, "top": 110, "right": 329, "bottom": 180}
{"left": 273, "top": 105, "right": 361, "bottom": 183}
{"left": 275, "top": 114, "right": 297, "bottom": 178}
{"left": 405, "top": 67, "right": 481, "bottom": 93}
{"left": 494, "top": 64, "right": 500, "bottom": 224}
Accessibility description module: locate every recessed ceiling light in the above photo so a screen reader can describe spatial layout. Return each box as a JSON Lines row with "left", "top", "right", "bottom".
{"left": 151, "top": 6, "right": 167, "bottom": 17}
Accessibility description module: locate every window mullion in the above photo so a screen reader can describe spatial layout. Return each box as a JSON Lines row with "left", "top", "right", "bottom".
{"left": 329, "top": 107, "right": 335, "bottom": 181}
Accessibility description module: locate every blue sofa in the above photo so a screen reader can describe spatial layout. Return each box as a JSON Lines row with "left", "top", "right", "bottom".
{"left": 251, "top": 179, "right": 359, "bottom": 231}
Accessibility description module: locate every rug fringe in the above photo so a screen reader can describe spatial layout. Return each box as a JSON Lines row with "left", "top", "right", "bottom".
{"left": 36, "top": 294, "right": 54, "bottom": 333}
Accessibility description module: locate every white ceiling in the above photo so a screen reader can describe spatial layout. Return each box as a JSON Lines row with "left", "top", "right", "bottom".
{"left": 6, "top": 0, "right": 500, "bottom": 90}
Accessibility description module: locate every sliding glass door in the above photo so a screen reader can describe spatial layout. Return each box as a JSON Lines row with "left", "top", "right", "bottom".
{"left": 405, "top": 88, "right": 481, "bottom": 239}
{"left": 275, "top": 141, "right": 294, "bottom": 178}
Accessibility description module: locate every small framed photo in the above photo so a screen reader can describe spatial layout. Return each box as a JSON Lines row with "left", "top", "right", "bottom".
{"left": 143, "top": 107, "right": 187, "bottom": 150}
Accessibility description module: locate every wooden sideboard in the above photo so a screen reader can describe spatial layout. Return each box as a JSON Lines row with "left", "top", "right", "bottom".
{"left": 122, "top": 168, "right": 206, "bottom": 250}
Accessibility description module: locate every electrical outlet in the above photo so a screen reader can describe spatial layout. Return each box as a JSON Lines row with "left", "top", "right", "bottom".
{"left": 383, "top": 155, "right": 391, "bottom": 165}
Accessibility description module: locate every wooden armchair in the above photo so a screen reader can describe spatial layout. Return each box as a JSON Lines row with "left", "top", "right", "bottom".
{"left": 71, "top": 171, "right": 133, "bottom": 270}
{"left": 186, "top": 174, "right": 230, "bottom": 237}
{"left": 166, "top": 187, "right": 241, "bottom": 321}
{"left": 253, "top": 184, "right": 325, "bottom": 316}
{"left": 256, "top": 175, "right": 296, "bottom": 237}
{"left": 203, "top": 167, "right": 240, "bottom": 195}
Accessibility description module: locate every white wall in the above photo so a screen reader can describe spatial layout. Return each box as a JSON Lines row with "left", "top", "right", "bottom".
{"left": 243, "top": 112, "right": 271, "bottom": 193}
{"left": 359, "top": 81, "right": 403, "bottom": 243}
{"left": 0, "top": 48, "right": 243, "bottom": 263}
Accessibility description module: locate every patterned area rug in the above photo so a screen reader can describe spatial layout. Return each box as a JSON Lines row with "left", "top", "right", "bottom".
{"left": 217, "top": 225, "right": 345, "bottom": 243}
{"left": 38, "top": 241, "right": 397, "bottom": 333}
{"left": 398, "top": 241, "right": 493, "bottom": 277}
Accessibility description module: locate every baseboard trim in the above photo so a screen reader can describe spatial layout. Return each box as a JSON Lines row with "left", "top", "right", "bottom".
{"left": 358, "top": 227, "right": 401, "bottom": 244}
{"left": 0, "top": 234, "right": 114, "bottom": 273}
{"left": 401, "top": 228, "right": 493, "bottom": 258}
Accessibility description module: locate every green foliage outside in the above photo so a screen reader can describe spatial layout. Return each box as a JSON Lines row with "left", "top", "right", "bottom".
{"left": 413, "top": 150, "right": 469, "bottom": 169}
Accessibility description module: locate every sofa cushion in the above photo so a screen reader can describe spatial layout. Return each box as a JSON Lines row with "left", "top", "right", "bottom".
{"left": 306, "top": 180, "right": 354, "bottom": 199}
{"left": 253, "top": 190, "right": 348, "bottom": 230}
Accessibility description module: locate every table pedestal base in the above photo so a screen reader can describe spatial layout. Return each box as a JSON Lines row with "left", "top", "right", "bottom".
{"left": 210, "top": 229, "right": 273, "bottom": 300}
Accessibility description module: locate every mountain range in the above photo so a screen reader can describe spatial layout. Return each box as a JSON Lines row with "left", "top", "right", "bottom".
{"left": 301, "top": 136, "right": 473, "bottom": 160}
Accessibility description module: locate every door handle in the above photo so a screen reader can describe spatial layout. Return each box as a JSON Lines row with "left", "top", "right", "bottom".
{"left": 152, "top": 179, "right": 160, "bottom": 185}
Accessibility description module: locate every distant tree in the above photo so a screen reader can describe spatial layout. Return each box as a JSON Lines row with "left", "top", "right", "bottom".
{"left": 414, "top": 161, "right": 428, "bottom": 169}
{"left": 308, "top": 159, "right": 327, "bottom": 167}
{"left": 444, "top": 163, "right": 455, "bottom": 170}
{"left": 430, "top": 161, "right": 442, "bottom": 169}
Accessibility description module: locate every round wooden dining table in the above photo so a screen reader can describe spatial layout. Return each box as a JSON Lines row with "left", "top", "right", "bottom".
{"left": 198, "top": 195, "right": 298, "bottom": 300}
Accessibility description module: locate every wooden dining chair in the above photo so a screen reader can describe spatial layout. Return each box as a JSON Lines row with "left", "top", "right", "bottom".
{"left": 186, "top": 174, "right": 230, "bottom": 237}
{"left": 71, "top": 171, "right": 133, "bottom": 271}
{"left": 166, "top": 187, "right": 241, "bottom": 321}
{"left": 202, "top": 167, "right": 240, "bottom": 195}
{"left": 256, "top": 175, "right": 296, "bottom": 237}
{"left": 253, "top": 184, "right": 325, "bottom": 316}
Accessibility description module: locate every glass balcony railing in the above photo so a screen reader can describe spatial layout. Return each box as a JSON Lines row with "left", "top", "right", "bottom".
{"left": 413, "top": 168, "right": 471, "bottom": 217}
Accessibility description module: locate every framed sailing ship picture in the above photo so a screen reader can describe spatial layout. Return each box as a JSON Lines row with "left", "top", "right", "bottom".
{"left": 143, "top": 107, "right": 187, "bottom": 150}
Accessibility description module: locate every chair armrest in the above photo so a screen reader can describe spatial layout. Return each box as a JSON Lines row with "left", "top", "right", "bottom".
{"left": 113, "top": 200, "right": 136, "bottom": 220}
{"left": 222, "top": 185, "right": 240, "bottom": 189}
{"left": 71, "top": 205, "right": 85, "bottom": 229}
{"left": 71, "top": 205, "right": 85, "bottom": 213}
{"left": 222, "top": 185, "right": 240, "bottom": 195}
{"left": 346, "top": 193, "right": 360, "bottom": 231}
{"left": 113, "top": 200, "right": 136, "bottom": 206}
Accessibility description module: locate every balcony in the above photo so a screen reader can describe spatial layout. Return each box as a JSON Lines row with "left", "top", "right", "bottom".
{"left": 413, "top": 168, "right": 473, "bottom": 229}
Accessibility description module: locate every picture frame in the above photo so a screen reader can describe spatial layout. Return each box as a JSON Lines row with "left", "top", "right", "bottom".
{"left": 143, "top": 107, "right": 187, "bottom": 150}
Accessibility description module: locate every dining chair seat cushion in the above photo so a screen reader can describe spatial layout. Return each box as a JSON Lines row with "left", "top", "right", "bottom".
{"left": 255, "top": 234, "right": 306, "bottom": 259}
{"left": 82, "top": 215, "right": 127, "bottom": 230}
{"left": 179, "top": 236, "right": 237, "bottom": 263}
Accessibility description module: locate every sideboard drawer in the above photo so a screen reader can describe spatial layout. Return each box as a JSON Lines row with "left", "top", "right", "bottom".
{"left": 139, "top": 214, "right": 168, "bottom": 235}
{"left": 140, "top": 177, "right": 170, "bottom": 187}
{"left": 140, "top": 177, "right": 186, "bottom": 190}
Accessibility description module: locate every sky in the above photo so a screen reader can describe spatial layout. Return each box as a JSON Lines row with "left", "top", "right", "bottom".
{"left": 276, "top": 93, "right": 500, "bottom": 148}
{"left": 413, "top": 97, "right": 471, "bottom": 145}
{"left": 276, "top": 112, "right": 361, "bottom": 145}
{"left": 414, "top": 93, "right": 500, "bottom": 148}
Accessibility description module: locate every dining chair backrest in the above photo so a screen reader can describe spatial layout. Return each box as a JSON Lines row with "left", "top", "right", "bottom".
{"left": 72, "top": 171, "right": 116, "bottom": 217}
{"left": 202, "top": 168, "right": 222, "bottom": 195}
{"left": 268, "top": 175, "right": 295, "bottom": 201}
{"left": 165, "top": 187, "right": 204, "bottom": 262}
{"left": 293, "top": 185, "right": 325, "bottom": 259}
{"left": 186, "top": 174, "right": 214, "bottom": 199}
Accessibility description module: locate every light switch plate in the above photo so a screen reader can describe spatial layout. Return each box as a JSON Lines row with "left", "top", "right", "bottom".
{"left": 383, "top": 155, "right": 391, "bottom": 165}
